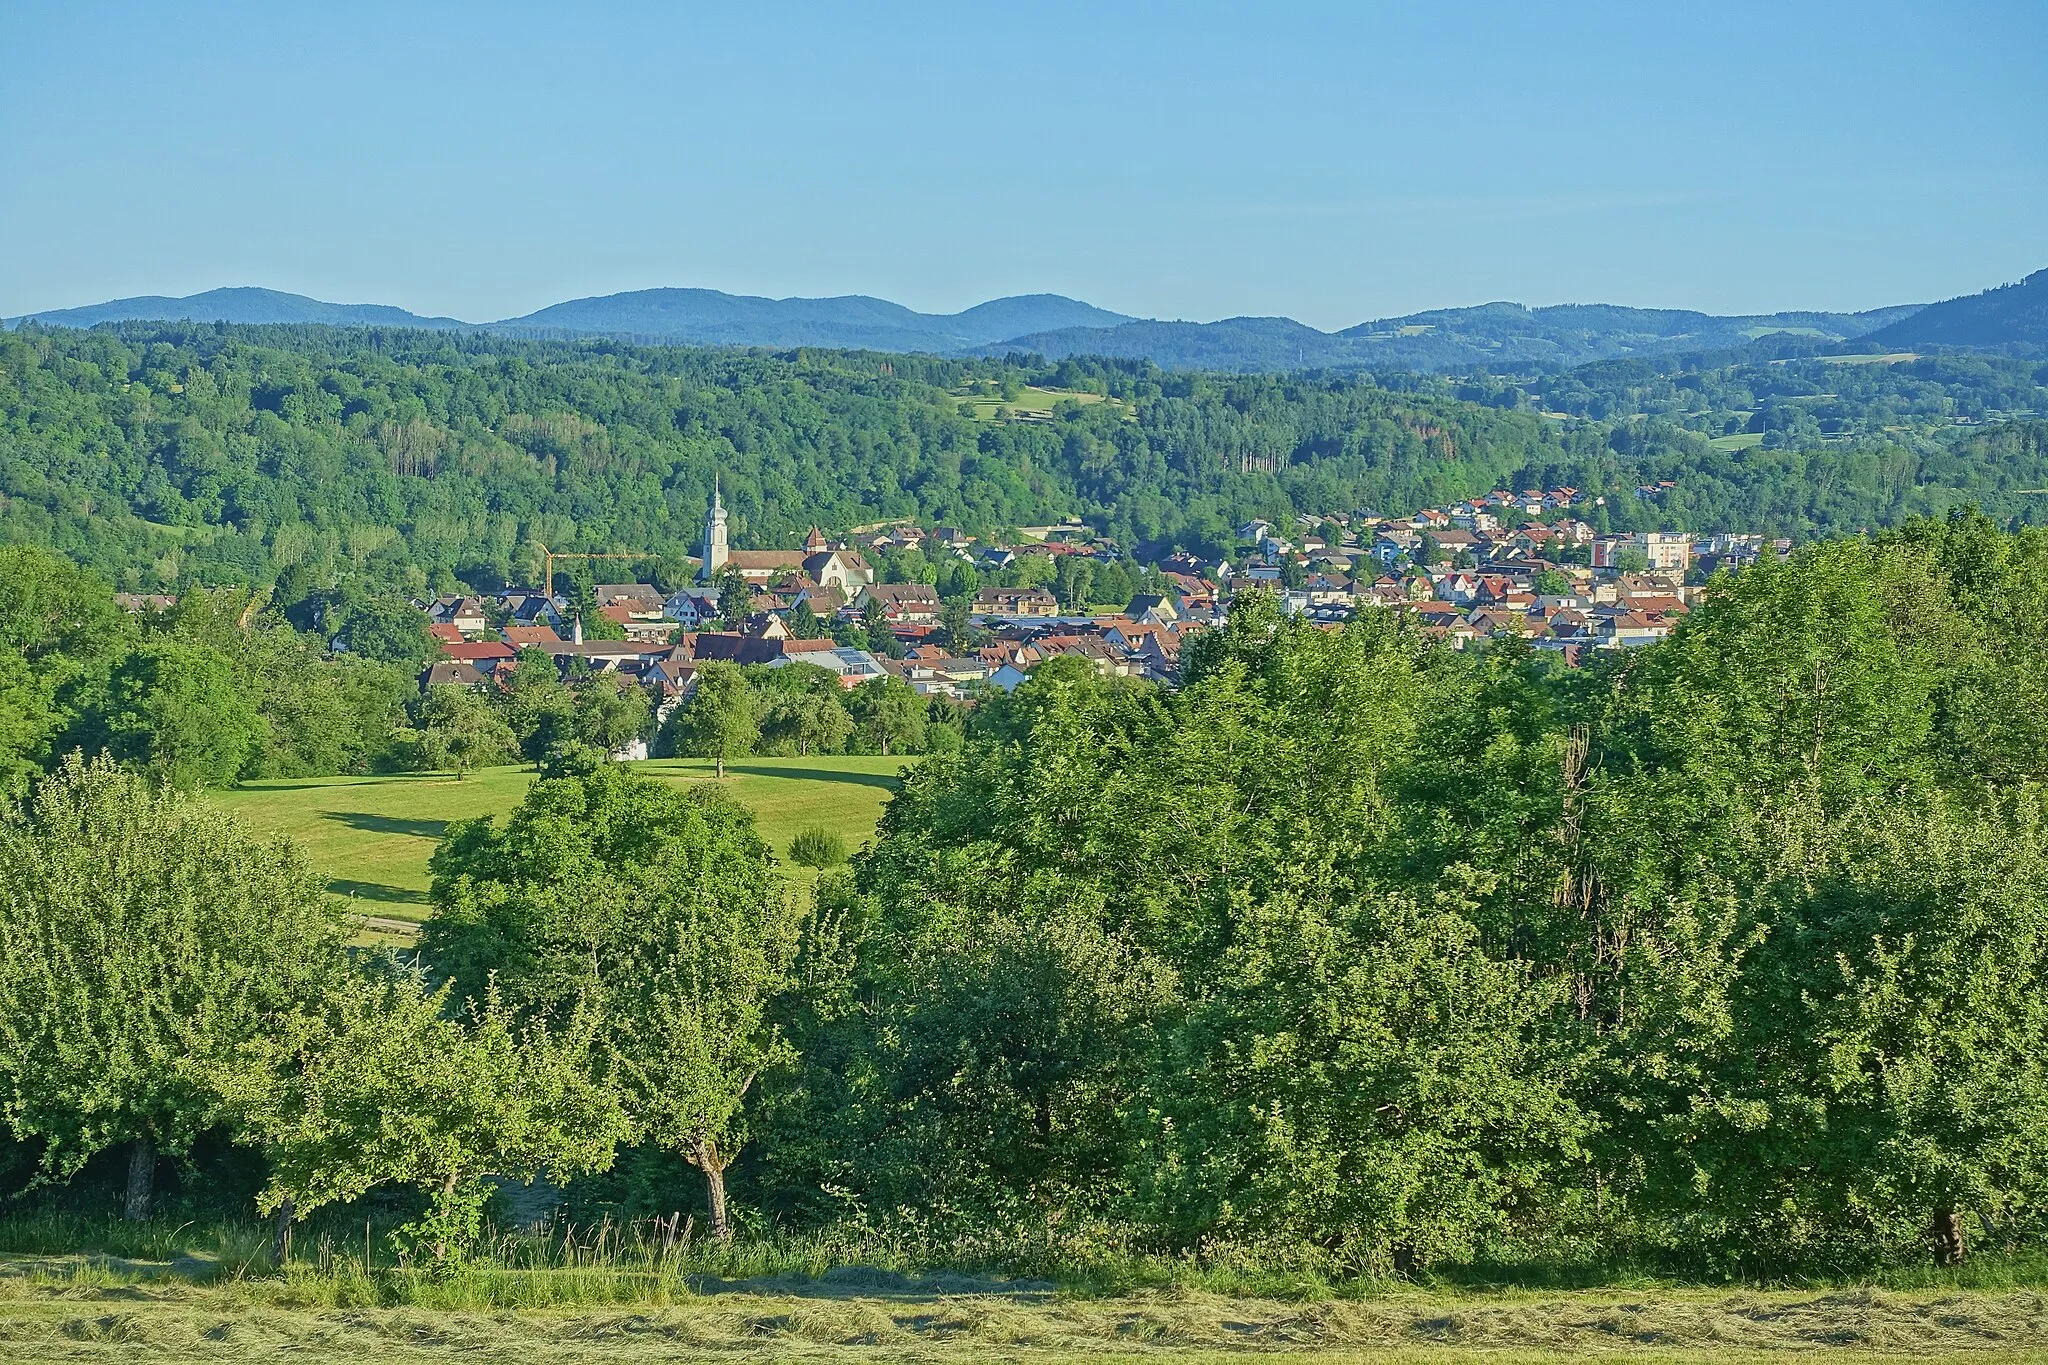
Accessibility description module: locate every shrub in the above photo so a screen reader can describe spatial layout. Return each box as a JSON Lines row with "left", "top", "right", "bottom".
{"left": 788, "top": 828, "right": 847, "bottom": 868}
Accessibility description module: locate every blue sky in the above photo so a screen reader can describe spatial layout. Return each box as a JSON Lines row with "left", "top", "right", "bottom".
{"left": 3, "top": 2, "right": 2042, "bottom": 329}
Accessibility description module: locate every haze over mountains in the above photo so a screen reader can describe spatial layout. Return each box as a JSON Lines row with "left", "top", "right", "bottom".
{"left": 9, "top": 268, "right": 2043, "bottom": 372}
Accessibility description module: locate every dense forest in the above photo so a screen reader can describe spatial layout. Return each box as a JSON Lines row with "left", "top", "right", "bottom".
{"left": 5, "top": 513, "right": 2048, "bottom": 1276}
{"left": 3, "top": 324, "right": 2046, "bottom": 600}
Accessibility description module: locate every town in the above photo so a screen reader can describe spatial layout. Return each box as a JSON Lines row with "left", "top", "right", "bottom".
{"left": 412, "top": 482, "right": 1786, "bottom": 709}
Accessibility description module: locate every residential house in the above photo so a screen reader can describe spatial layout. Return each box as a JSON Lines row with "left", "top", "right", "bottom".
{"left": 427, "top": 594, "right": 490, "bottom": 635}
{"left": 1124, "top": 592, "right": 1181, "bottom": 624}
{"left": 419, "top": 660, "right": 489, "bottom": 690}
{"left": 801, "top": 547, "right": 875, "bottom": 592}
{"left": 854, "top": 582, "right": 942, "bottom": 623}
{"left": 973, "top": 585, "right": 1059, "bottom": 618}
{"left": 664, "top": 589, "right": 722, "bottom": 629}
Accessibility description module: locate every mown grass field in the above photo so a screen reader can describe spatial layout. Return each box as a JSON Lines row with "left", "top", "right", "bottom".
{"left": 951, "top": 385, "right": 1128, "bottom": 422}
{"left": 1707, "top": 431, "right": 1767, "bottom": 451}
{"left": 212, "top": 756, "right": 914, "bottom": 928}
{"left": 3, "top": 1251, "right": 2047, "bottom": 1362}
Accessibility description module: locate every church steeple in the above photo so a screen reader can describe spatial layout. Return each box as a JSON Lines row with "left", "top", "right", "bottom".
{"left": 700, "top": 474, "right": 729, "bottom": 582}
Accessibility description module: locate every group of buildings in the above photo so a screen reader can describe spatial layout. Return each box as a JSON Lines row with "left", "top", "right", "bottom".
{"left": 413, "top": 483, "right": 1787, "bottom": 703}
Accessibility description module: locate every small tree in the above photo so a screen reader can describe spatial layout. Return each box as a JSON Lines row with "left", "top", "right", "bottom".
{"left": 850, "top": 674, "right": 924, "bottom": 756}
{"left": 789, "top": 827, "right": 847, "bottom": 867}
{"left": 939, "top": 597, "right": 977, "bottom": 651}
{"left": 574, "top": 672, "right": 652, "bottom": 756}
{"left": 415, "top": 684, "right": 517, "bottom": 779}
{"left": 421, "top": 766, "right": 798, "bottom": 1242}
{"left": 716, "top": 567, "right": 751, "bottom": 629}
{"left": 0, "top": 757, "right": 345, "bottom": 1220}
{"left": 669, "top": 661, "right": 756, "bottom": 778}
{"left": 217, "top": 974, "right": 626, "bottom": 1263}
{"left": 786, "top": 600, "right": 823, "bottom": 640}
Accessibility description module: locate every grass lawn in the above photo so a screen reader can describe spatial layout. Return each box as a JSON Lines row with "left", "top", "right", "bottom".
{"left": 212, "top": 756, "right": 914, "bottom": 929}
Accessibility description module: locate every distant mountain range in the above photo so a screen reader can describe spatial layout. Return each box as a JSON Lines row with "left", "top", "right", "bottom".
{"left": 13, "top": 286, "right": 471, "bottom": 331}
{"left": 9, "top": 268, "right": 2042, "bottom": 372}
{"left": 998, "top": 302, "right": 1928, "bottom": 372}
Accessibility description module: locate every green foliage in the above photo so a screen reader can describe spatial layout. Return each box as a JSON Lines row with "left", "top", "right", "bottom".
{"left": 67, "top": 639, "right": 263, "bottom": 789}
{"left": 665, "top": 662, "right": 756, "bottom": 776}
{"left": 847, "top": 674, "right": 923, "bottom": 756}
{"left": 573, "top": 673, "right": 651, "bottom": 756}
{"left": 0, "top": 757, "right": 346, "bottom": 1193}
{"left": 216, "top": 974, "right": 627, "bottom": 1263}
{"left": 787, "top": 827, "right": 847, "bottom": 868}
{"left": 421, "top": 762, "right": 800, "bottom": 1238}
{"left": 413, "top": 684, "right": 517, "bottom": 777}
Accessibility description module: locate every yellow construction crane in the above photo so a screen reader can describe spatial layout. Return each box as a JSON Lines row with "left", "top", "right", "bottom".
{"left": 535, "top": 543, "right": 645, "bottom": 600}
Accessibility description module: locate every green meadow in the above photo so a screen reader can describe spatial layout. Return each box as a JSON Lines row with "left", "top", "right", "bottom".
{"left": 212, "top": 756, "right": 914, "bottom": 928}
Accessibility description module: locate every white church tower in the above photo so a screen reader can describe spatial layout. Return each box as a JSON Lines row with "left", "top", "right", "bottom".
{"left": 699, "top": 475, "right": 729, "bottom": 582}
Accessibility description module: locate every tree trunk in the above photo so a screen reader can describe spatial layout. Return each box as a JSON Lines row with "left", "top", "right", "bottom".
{"left": 692, "top": 1137, "right": 732, "bottom": 1242}
{"left": 716, "top": 753, "right": 726, "bottom": 779}
{"left": 123, "top": 1136, "right": 154, "bottom": 1222}
{"left": 271, "top": 1198, "right": 296, "bottom": 1265}
{"left": 1931, "top": 1207, "right": 1967, "bottom": 1265}
{"left": 704, "top": 1162, "right": 730, "bottom": 1243}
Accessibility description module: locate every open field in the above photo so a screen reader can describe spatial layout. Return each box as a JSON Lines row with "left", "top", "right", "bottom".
{"left": 951, "top": 385, "right": 1128, "bottom": 422}
{"left": 3, "top": 1254, "right": 2046, "bottom": 1362}
{"left": 1707, "top": 432, "right": 1767, "bottom": 451}
{"left": 212, "top": 756, "right": 913, "bottom": 926}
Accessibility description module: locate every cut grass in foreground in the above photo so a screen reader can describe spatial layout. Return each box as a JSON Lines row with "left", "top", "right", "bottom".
{"left": 2, "top": 1257, "right": 2046, "bottom": 1361}
{"left": 6, "top": 1216, "right": 2048, "bottom": 1360}
{"left": 211, "top": 756, "right": 913, "bottom": 924}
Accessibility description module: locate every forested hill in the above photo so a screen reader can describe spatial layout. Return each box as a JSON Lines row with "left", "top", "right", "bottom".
{"left": 11, "top": 287, "right": 469, "bottom": 331}
{"left": 997, "top": 302, "right": 1921, "bottom": 373}
{"left": 1, "top": 321, "right": 2043, "bottom": 596}
{"left": 1866, "top": 268, "right": 2048, "bottom": 351}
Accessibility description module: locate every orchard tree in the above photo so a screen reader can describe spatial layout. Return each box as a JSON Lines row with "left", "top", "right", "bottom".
{"left": 0, "top": 757, "right": 346, "bottom": 1219}
{"left": 574, "top": 672, "right": 652, "bottom": 756}
{"left": 422, "top": 764, "right": 800, "bottom": 1240}
{"left": 217, "top": 974, "right": 626, "bottom": 1263}
{"left": 414, "top": 684, "right": 517, "bottom": 778}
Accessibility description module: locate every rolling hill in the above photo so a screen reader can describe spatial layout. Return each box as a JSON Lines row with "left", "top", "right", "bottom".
{"left": 998, "top": 301, "right": 1927, "bottom": 373}
{"left": 494, "top": 288, "right": 1131, "bottom": 348}
{"left": 1863, "top": 268, "right": 2048, "bottom": 350}
{"left": 8, "top": 286, "right": 469, "bottom": 330}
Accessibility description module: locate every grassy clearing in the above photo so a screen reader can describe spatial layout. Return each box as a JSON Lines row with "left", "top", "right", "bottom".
{"left": 952, "top": 386, "right": 1126, "bottom": 422}
{"left": 212, "top": 756, "right": 912, "bottom": 925}
{"left": 1707, "top": 432, "right": 1767, "bottom": 451}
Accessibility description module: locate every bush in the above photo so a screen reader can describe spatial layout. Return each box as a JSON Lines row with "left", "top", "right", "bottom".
{"left": 788, "top": 828, "right": 847, "bottom": 868}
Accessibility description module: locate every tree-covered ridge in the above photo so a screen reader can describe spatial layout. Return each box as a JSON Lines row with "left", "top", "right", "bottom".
{"left": 1, "top": 322, "right": 2045, "bottom": 598}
